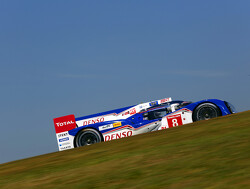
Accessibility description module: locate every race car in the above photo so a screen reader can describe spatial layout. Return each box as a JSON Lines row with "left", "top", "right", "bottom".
{"left": 53, "top": 97, "right": 236, "bottom": 151}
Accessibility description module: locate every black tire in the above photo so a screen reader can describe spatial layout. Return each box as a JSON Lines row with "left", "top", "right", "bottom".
{"left": 75, "top": 129, "right": 102, "bottom": 147}
{"left": 192, "top": 103, "right": 221, "bottom": 122}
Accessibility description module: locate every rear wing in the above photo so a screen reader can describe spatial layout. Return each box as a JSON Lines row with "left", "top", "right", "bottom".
{"left": 53, "top": 114, "right": 77, "bottom": 134}
{"left": 53, "top": 114, "right": 76, "bottom": 151}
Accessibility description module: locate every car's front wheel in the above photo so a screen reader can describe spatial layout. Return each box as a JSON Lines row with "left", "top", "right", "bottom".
{"left": 193, "top": 103, "right": 221, "bottom": 121}
{"left": 75, "top": 129, "right": 102, "bottom": 147}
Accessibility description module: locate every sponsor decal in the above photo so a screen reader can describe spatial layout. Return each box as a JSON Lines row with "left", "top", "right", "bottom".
{"left": 59, "top": 142, "right": 70, "bottom": 146}
{"left": 83, "top": 117, "right": 104, "bottom": 126}
{"left": 99, "top": 124, "right": 113, "bottom": 131}
{"left": 105, "top": 130, "right": 132, "bottom": 141}
{"left": 122, "top": 111, "right": 129, "bottom": 116}
{"left": 167, "top": 114, "right": 183, "bottom": 128}
{"left": 113, "top": 122, "right": 122, "bottom": 127}
{"left": 139, "top": 104, "right": 148, "bottom": 109}
{"left": 56, "top": 121, "right": 74, "bottom": 127}
{"left": 60, "top": 146, "right": 71, "bottom": 150}
{"left": 160, "top": 98, "right": 171, "bottom": 104}
{"left": 57, "top": 132, "right": 68, "bottom": 138}
{"left": 150, "top": 101, "right": 158, "bottom": 106}
{"left": 59, "top": 137, "right": 69, "bottom": 143}
{"left": 53, "top": 114, "right": 76, "bottom": 133}
{"left": 122, "top": 108, "right": 137, "bottom": 116}
{"left": 129, "top": 108, "right": 136, "bottom": 115}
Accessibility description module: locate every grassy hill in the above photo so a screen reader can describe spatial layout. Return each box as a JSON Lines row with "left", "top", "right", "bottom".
{"left": 1, "top": 111, "right": 250, "bottom": 189}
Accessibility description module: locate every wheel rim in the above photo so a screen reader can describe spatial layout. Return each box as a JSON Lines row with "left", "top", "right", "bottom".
{"left": 77, "top": 131, "right": 100, "bottom": 146}
{"left": 197, "top": 106, "right": 218, "bottom": 120}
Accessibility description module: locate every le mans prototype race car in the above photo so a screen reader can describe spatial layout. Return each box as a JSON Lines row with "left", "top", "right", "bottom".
{"left": 53, "top": 97, "right": 236, "bottom": 151}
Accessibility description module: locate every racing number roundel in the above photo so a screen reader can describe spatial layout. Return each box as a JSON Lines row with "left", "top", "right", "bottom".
{"left": 167, "top": 114, "right": 183, "bottom": 128}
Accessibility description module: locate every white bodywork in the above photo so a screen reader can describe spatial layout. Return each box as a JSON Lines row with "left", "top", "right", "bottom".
{"left": 55, "top": 97, "right": 194, "bottom": 151}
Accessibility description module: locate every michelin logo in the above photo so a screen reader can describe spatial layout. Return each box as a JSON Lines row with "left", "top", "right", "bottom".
{"left": 99, "top": 124, "right": 113, "bottom": 131}
{"left": 59, "top": 137, "right": 69, "bottom": 143}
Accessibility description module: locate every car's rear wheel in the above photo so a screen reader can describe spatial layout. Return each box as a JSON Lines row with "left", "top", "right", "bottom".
{"left": 193, "top": 103, "right": 221, "bottom": 121}
{"left": 75, "top": 129, "right": 102, "bottom": 147}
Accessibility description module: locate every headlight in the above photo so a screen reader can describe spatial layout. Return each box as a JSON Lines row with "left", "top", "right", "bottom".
{"left": 224, "top": 101, "right": 236, "bottom": 114}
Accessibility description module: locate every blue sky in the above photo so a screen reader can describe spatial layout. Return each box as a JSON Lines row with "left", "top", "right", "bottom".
{"left": 0, "top": 0, "right": 249, "bottom": 164}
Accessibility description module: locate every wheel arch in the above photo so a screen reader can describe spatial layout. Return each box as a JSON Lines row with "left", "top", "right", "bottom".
{"left": 192, "top": 101, "right": 222, "bottom": 122}
{"left": 73, "top": 127, "right": 104, "bottom": 148}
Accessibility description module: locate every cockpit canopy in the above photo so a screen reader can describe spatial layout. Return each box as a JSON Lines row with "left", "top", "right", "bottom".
{"left": 141, "top": 101, "right": 192, "bottom": 120}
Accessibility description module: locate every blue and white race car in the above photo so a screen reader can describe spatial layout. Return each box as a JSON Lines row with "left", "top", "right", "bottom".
{"left": 53, "top": 97, "right": 236, "bottom": 151}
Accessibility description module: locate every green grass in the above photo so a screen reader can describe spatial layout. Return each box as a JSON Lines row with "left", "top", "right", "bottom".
{"left": 1, "top": 111, "right": 250, "bottom": 189}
